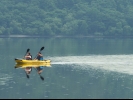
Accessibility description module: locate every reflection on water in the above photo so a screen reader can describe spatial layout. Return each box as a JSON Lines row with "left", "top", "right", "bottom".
{"left": 50, "top": 55, "right": 133, "bottom": 75}
{"left": 15, "top": 65, "right": 48, "bottom": 81}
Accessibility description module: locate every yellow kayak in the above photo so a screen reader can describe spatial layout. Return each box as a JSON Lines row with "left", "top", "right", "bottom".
{"left": 15, "top": 58, "right": 51, "bottom": 64}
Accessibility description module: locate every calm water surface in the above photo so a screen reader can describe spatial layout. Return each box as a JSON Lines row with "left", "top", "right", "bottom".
{"left": 0, "top": 37, "right": 133, "bottom": 99}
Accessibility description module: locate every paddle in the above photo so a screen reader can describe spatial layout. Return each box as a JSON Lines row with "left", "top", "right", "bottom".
{"left": 24, "top": 48, "right": 30, "bottom": 59}
{"left": 34, "top": 67, "right": 44, "bottom": 81}
{"left": 34, "top": 46, "right": 44, "bottom": 59}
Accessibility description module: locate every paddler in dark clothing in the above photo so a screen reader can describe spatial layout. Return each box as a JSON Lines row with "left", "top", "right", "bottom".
{"left": 34, "top": 52, "right": 43, "bottom": 60}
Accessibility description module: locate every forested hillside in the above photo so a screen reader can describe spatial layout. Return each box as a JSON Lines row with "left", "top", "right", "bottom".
{"left": 0, "top": 0, "right": 133, "bottom": 37}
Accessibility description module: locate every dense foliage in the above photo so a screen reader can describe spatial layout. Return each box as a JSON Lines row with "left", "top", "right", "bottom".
{"left": 0, "top": 0, "right": 133, "bottom": 37}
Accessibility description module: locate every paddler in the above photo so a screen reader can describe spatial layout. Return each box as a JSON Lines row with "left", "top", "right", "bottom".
{"left": 25, "top": 52, "right": 32, "bottom": 60}
{"left": 34, "top": 52, "right": 43, "bottom": 60}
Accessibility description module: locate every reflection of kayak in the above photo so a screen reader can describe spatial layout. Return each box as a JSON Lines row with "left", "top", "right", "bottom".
{"left": 15, "top": 63, "right": 51, "bottom": 69}
{"left": 15, "top": 58, "right": 51, "bottom": 64}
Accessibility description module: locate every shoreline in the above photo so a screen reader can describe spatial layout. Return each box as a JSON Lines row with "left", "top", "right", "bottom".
{"left": 0, "top": 35, "right": 133, "bottom": 38}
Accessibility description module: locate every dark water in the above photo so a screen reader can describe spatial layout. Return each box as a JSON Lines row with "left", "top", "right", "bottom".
{"left": 0, "top": 37, "right": 133, "bottom": 99}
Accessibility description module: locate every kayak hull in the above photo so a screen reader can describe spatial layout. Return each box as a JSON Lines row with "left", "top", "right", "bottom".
{"left": 15, "top": 58, "right": 51, "bottom": 65}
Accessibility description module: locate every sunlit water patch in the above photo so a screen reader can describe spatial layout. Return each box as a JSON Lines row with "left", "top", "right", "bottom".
{"left": 0, "top": 74, "right": 12, "bottom": 86}
{"left": 49, "top": 55, "right": 133, "bottom": 75}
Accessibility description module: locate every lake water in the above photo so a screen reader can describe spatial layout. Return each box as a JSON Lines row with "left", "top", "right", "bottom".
{"left": 0, "top": 37, "right": 133, "bottom": 99}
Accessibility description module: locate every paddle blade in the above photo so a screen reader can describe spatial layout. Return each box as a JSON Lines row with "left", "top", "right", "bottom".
{"left": 27, "top": 48, "right": 30, "bottom": 53}
{"left": 40, "top": 47, "right": 44, "bottom": 51}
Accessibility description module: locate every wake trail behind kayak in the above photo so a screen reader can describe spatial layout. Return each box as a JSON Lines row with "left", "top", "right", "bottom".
{"left": 49, "top": 55, "right": 133, "bottom": 75}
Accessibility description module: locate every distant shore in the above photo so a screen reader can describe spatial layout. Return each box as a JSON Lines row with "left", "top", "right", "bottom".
{"left": 0, "top": 35, "right": 99, "bottom": 38}
{"left": 0, "top": 35, "right": 133, "bottom": 38}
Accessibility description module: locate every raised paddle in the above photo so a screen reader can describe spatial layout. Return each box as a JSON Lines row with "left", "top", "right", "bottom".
{"left": 34, "top": 46, "right": 44, "bottom": 59}
{"left": 24, "top": 48, "right": 30, "bottom": 59}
